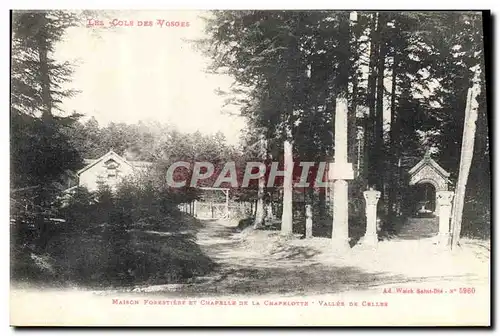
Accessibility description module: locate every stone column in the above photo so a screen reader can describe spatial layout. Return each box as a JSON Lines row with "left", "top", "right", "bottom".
{"left": 359, "top": 188, "right": 381, "bottom": 248}
{"left": 436, "top": 191, "right": 454, "bottom": 246}
{"left": 434, "top": 195, "right": 440, "bottom": 218}
{"left": 305, "top": 204, "right": 313, "bottom": 239}
{"left": 329, "top": 98, "right": 354, "bottom": 250}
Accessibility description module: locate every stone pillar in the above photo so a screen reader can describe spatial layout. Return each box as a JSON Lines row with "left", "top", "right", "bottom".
{"left": 359, "top": 188, "right": 381, "bottom": 248}
{"left": 329, "top": 98, "right": 354, "bottom": 250}
{"left": 436, "top": 191, "right": 454, "bottom": 246}
{"left": 305, "top": 204, "right": 313, "bottom": 239}
{"left": 434, "top": 195, "right": 440, "bottom": 218}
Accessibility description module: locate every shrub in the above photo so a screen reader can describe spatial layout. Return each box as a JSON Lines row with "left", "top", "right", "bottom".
{"left": 12, "top": 179, "right": 214, "bottom": 288}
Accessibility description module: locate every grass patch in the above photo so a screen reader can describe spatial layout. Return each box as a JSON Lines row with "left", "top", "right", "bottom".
{"left": 11, "top": 212, "right": 215, "bottom": 289}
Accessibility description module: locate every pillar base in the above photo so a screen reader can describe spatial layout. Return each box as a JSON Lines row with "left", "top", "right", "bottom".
{"left": 331, "top": 237, "right": 351, "bottom": 251}
{"left": 437, "top": 233, "right": 451, "bottom": 247}
{"left": 357, "top": 234, "right": 378, "bottom": 249}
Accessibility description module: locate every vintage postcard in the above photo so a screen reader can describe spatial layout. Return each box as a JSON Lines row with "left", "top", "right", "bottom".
{"left": 10, "top": 9, "right": 491, "bottom": 326}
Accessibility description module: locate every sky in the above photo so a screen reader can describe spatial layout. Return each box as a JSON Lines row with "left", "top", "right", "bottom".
{"left": 56, "top": 10, "right": 246, "bottom": 145}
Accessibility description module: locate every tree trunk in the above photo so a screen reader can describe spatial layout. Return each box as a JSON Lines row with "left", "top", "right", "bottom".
{"left": 450, "top": 74, "right": 481, "bottom": 248}
{"left": 318, "top": 161, "right": 327, "bottom": 218}
{"left": 265, "top": 200, "right": 274, "bottom": 221}
{"left": 348, "top": 12, "right": 359, "bottom": 177}
{"left": 281, "top": 138, "right": 294, "bottom": 235}
{"left": 254, "top": 137, "right": 267, "bottom": 228}
{"left": 375, "top": 13, "right": 386, "bottom": 196}
{"left": 264, "top": 140, "right": 275, "bottom": 223}
{"left": 254, "top": 178, "right": 265, "bottom": 228}
{"left": 35, "top": 13, "right": 53, "bottom": 120}
{"left": 365, "top": 12, "right": 379, "bottom": 188}
{"left": 387, "top": 40, "right": 400, "bottom": 230}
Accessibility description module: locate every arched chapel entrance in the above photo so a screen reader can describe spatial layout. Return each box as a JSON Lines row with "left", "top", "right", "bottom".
{"left": 397, "top": 152, "right": 454, "bottom": 241}
{"left": 408, "top": 152, "right": 450, "bottom": 217}
{"left": 411, "top": 182, "right": 436, "bottom": 215}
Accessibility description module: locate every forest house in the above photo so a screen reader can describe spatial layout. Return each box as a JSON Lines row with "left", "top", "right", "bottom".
{"left": 76, "top": 150, "right": 152, "bottom": 192}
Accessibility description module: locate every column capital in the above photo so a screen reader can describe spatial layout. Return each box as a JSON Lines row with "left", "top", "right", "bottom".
{"left": 436, "top": 191, "right": 454, "bottom": 206}
{"left": 363, "top": 188, "right": 381, "bottom": 206}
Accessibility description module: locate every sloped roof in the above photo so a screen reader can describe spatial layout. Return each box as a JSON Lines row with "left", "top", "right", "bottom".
{"left": 77, "top": 150, "right": 136, "bottom": 176}
{"left": 83, "top": 159, "right": 97, "bottom": 165}
{"left": 408, "top": 153, "right": 450, "bottom": 178}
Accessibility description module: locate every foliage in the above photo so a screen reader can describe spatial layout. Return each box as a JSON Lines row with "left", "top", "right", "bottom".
{"left": 12, "top": 181, "right": 215, "bottom": 287}
{"left": 11, "top": 10, "right": 82, "bottom": 118}
{"left": 200, "top": 10, "right": 490, "bottom": 239}
{"left": 10, "top": 112, "right": 83, "bottom": 190}
{"left": 10, "top": 10, "right": 217, "bottom": 287}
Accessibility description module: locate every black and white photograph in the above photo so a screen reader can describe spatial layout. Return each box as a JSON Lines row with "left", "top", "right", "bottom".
{"left": 9, "top": 9, "right": 491, "bottom": 326}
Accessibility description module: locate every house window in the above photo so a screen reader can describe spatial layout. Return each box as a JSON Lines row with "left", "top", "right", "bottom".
{"left": 107, "top": 167, "right": 118, "bottom": 180}
{"left": 105, "top": 159, "right": 119, "bottom": 181}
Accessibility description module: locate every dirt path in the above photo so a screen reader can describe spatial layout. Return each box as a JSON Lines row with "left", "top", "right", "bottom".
{"left": 11, "top": 218, "right": 490, "bottom": 326}
{"left": 128, "top": 218, "right": 489, "bottom": 298}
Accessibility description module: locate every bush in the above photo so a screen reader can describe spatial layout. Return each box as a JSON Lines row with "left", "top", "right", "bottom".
{"left": 11, "top": 179, "right": 214, "bottom": 288}
{"left": 237, "top": 217, "right": 254, "bottom": 231}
